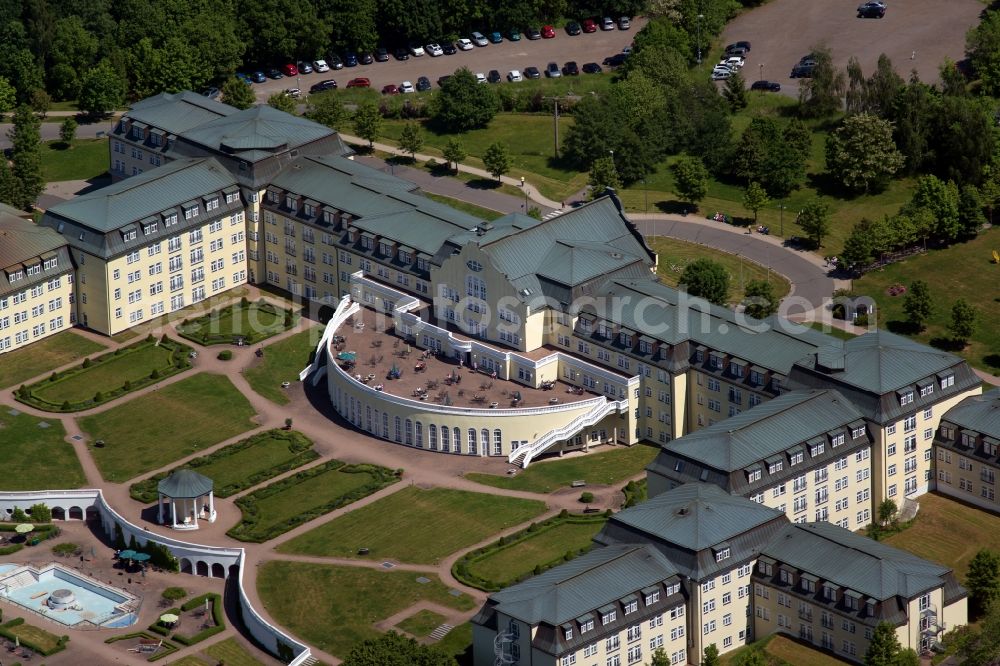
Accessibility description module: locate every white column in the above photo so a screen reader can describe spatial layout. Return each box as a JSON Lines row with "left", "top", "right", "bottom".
{"left": 208, "top": 492, "right": 214, "bottom": 520}
{"left": 157, "top": 493, "right": 164, "bottom": 524}
{"left": 192, "top": 499, "right": 198, "bottom": 527}
{"left": 170, "top": 499, "right": 177, "bottom": 527}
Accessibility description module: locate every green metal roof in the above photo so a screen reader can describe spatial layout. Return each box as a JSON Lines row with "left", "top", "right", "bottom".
{"left": 0, "top": 214, "right": 71, "bottom": 298}
{"left": 126, "top": 91, "right": 238, "bottom": 135}
{"left": 488, "top": 544, "right": 678, "bottom": 625}
{"left": 179, "top": 105, "right": 335, "bottom": 158}
{"left": 608, "top": 483, "right": 783, "bottom": 551}
{"left": 157, "top": 469, "right": 213, "bottom": 498}
{"left": 662, "top": 389, "right": 864, "bottom": 471}
{"left": 940, "top": 389, "right": 1000, "bottom": 438}
{"left": 762, "top": 521, "right": 954, "bottom": 601}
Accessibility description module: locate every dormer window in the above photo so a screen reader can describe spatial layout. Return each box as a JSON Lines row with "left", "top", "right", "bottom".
{"left": 25, "top": 263, "right": 40, "bottom": 277}
{"left": 122, "top": 228, "right": 137, "bottom": 241}
{"left": 844, "top": 591, "right": 861, "bottom": 611}
{"left": 42, "top": 257, "right": 58, "bottom": 271}
{"left": 639, "top": 339, "right": 651, "bottom": 354}
{"left": 714, "top": 547, "right": 731, "bottom": 562}
{"left": 643, "top": 587, "right": 660, "bottom": 605}
{"left": 801, "top": 575, "right": 817, "bottom": 594}
{"left": 729, "top": 361, "right": 745, "bottom": 377}
{"left": 163, "top": 212, "right": 178, "bottom": 227}
{"left": 563, "top": 625, "right": 573, "bottom": 641}
{"left": 578, "top": 615, "right": 594, "bottom": 634}
{"left": 866, "top": 600, "right": 876, "bottom": 617}
{"left": 304, "top": 202, "right": 315, "bottom": 217}
{"left": 600, "top": 607, "right": 616, "bottom": 625}
{"left": 399, "top": 249, "right": 412, "bottom": 264}
{"left": 226, "top": 191, "right": 239, "bottom": 204}
{"left": 747, "top": 467, "right": 761, "bottom": 483}
{"left": 597, "top": 323, "right": 613, "bottom": 339}
{"left": 985, "top": 439, "right": 999, "bottom": 457}
{"left": 939, "top": 373, "right": 955, "bottom": 389}
{"left": 962, "top": 432, "right": 977, "bottom": 448}
{"left": 940, "top": 424, "right": 955, "bottom": 440}
{"left": 267, "top": 190, "right": 280, "bottom": 204}
{"left": 710, "top": 353, "right": 724, "bottom": 370}
{"left": 750, "top": 369, "right": 764, "bottom": 386}
{"left": 622, "top": 597, "right": 638, "bottom": 614}
{"left": 919, "top": 382, "right": 934, "bottom": 397}
{"left": 810, "top": 440, "right": 825, "bottom": 457}
{"left": 830, "top": 432, "right": 845, "bottom": 447}
{"left": 379, "top": 241, "right": 392, "bottom": 257}
{"left": 285, "top": 195, "right": 296, "bottom": 210}
{"left": 788, "top": 449, "right": 804, "bottom": 466}
{"left": 758, "top": 560, "right": 773, "bottom": 576}
{"left": 851, "top": 425, "right": 866, "bottom": 439}
{"left": 360, "top": 235, "right": 372, "bottom": 250}
{"left": 823, "top": 584, "right": 837, "bottom": 601}
{"left": 205, "top": 197, "right": 219, "bottom": 212}
{"left": 619, "top": 332, "right": 632, "bottom": 347}
{"left": 7, "top": 270, "right": 23, "bottom": 283}
{"left": 779, "top": 569, "right": 792, "bottom": 585}
{"left": 578, "top": 318, "right": 592, "bottom": 334}
{"left": 184, "top": 205, "right": 199, "bottom": 220}
{"left": 768, "top": 460, "right": 783, "bottom": 474}
{"left": 695, "top": 348, "right": 705, "bottom": 363}
{"left": 899, "top": 389, "right": 914, "bottom": 406}
{"left": 143, "top": 222, "right": 157, "bottom": 235}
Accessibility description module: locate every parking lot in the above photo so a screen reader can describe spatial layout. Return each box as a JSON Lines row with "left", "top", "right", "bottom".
{"left": 720, "top": 0, "right": 983, "bottom": 98}
{"left": 249, "top": 19, "right": 646, "bottom": 100}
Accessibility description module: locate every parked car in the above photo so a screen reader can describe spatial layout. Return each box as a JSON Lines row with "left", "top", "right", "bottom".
{"left": 437, "top": 75, "right": 452, "bottom": 87}
{"left": 602, "top": 53, "right": 627, "bottom": 67}
{"left": 409, "top": 43, "right": 425, "bottom": 57}
{"left": 328, "top": 54, "right": 344, "bottom": 69}
{"left": 725, "top": 41, "right": 751, "bottom": 53}
{"left": 283, "top": 88, "right": 301, "bottom": 99}
{"left": 475, "top": 72, "right": 487, "bottom": 84}
{"left": 726, "top": 46, "right": 749, "bottom": 58}
{"left": 545, "top": 62, "right": 562, "bottom": 77}
{"left": 344, "top": 52, "right": 359, "bottom": 66}
{"left": 426, "top": 43, "right": 443, "bottom": 57}
{"left": 722, "top": 56, "right": 745, "bottom": 70}
{"left": 360, "top": 52, "right": 374, "bottom": 65}
{"left": 416, "top": 76, "right": 432, "bottom": 91}
{"left": 524, "top": 66, "right": 541, "bottom": 79}
{"left": 235, "top": 72, "right": 253, "bottom": 85}
{"left": 471, "top": 31, "right": 489, "bottom": 46}
{"left": 563, "top": 61, "right": 579, "bottom": 75}
{"left": 566, "top": 21, "right": 582, "bottom": 35}
{"left": 252, "top": 70, "right": 266, "bottom": 83}
{"left": 487, "top": 69, "right": 501, "bottom": 83}
{"left": 201, "top": 87, "right": 220, "bottom": 99}
{"left": 526, "top": 27, "right": 542, "bottom": 40}
{"left": 790, "top": 63, "right": 814, "bottom": 78}
{"left": 618, "top": 16, "right": 630, "bottom": 29}
{"left": 711, "top": 66, "right": 732, "bottom": 80}
{"left": 309, "top": 79, "right": 338, "bottom": 92}
{"left": 457, "top": 38, "right": 474, "bottom": 50}
{"left": 509, "top": 29, "right": 522, "bottom": 41}
{"left": 442, "top": 42, "right": 457, "bottom": 55}
{"left": 313, "top": 59, "right": 330, "bottom": 72}
{"left": 346, "top": 77, "right": 370, "bottom": 88}
{"left": 601, "top": 16, "right": 615, "bottom": 30}
{"left": 400, "top": 80, "right": 415, "bottom": 93}
{"left": 297, "top": 61, "right": 313, "bottom": 74}
{"left": 858, "top": 1, "right": 886, "bottom": 17}
{"left": 750, "top": 80, "right": 781, "bottom": 92}
{"left": 508, "top": 69, "right": 523, "bottom": 82}
{"left": 489, "top": 31, "right": 503, "bottom": 44}
{"left": 282, "top": 63, "right": 298, "bottom": 76}
{"left": 541, "top": 25, "right": 555, "bottom": 38}
{"left": 582, "top": 18, "right": 597, "bottom": 33}
{"left": 375, "top": 47, "right": 389, "bottom": 62}
{"left": 582, "top": 62, "right": 603, "bottom": 74}
{"left": 381, "top": 83, "right": 399, "bottom": 95}
{"left": 266, "top": 68, "right": 284, "bottom": 79}
{"left": 394, "top": 47, "right": 410, "bottom": 60}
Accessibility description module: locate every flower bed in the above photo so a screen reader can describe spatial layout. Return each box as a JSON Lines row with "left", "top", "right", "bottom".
{"left": 171, "top": 593, "right": 225, "bottom": 646}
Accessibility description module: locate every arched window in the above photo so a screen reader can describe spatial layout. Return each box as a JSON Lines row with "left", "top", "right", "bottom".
{"left": 493, "top": 429, "right": 502, "bottom": 455}
{"left": 454, "top": 427, "right": 461, "bottom": 454}
{"left": 481, "top": 429, "right": 490, "bottom": 455}
{"left": 429, "top": 425, "right": 438, "bottom": 450}
{"left": 394, "top": 416, "right": 402, "bottom": 442}
{"left": 381, "top": 412, "right": 388, "bottom": 438}
{"left": 366, "top": 406, "right": 372, "bottom": 432}
{"left": 415, "top": 422, "right": 423, "bottom": 448}
{"left": 441, "top": 425, "right": 450, "bottom": 452}
{"left": 468, "top": 428, "right": 477, "bottom": 455}
{"left": 405, "top": 419, "right": 413, "bottom": 445}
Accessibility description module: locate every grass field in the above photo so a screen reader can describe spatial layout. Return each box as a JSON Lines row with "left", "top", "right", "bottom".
{"left": 203, "top": 638, "right": 265, "bottom": 666}
{"left": 80, "top": 373, "right": 257, "bottom": 482}
{"left": 257, "top": 561, "right": 475, "bottom": 658}
{"left": 242, "top": 328, "right": 318, "bottom": 405}
{"left": 649, "top": 236, "right": 791, "bottom": 303}
{"left": 806, "top": 322, "right": 857, "bottom": 340}
{"left": 0, "top": 412, "right": 85, "bottom": 490}
{"left": 397, "top": 609, "right": 447, "bottom": 638}
{"left": 40, "top": 138, "right": 108, "bottom": 182}
{"left": 467, "top": 519, "right": 605, "bottom": 587}
{"left": 853, "top": 227, "right": 1000, "bottom": 372}
{"left": 165, "top": 657, "right": 210, "bottom": 666}
{"left": 423, "top": 192, "right": 505, "bottom": 221}
{"left": 278, "top": 486, "right": 547, "bottom": 563}
{"left": 6, "top": 621, "right": 64, "bottom": 653}
{"left": 0, "top": 331, "right": 106, "bottom": 390}
{"left": 178, "top": 301, "right": 292, "bottom": 345}
{"left": 466, "top": 443, "right": 658, "bottom": 493}
{"left": 721, "top": 634, "right": 850, "bottom": 666}
{"left": 436, "top": 622, "right": 473, "bottom": 665}
{"left": 31, "top": 344, "right": 175, "bottom": 404}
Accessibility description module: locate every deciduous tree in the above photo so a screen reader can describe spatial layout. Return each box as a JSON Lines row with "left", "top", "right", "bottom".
{"left": 959, "top": 185, "right": 986, "bottom": 238}
{"left": 948, "top": 298, "right": 979, "bottom": 345}
{"left": 967, "top": 549, "right": 1000, "bottom": 618}
{"left": 221, "top": 76, "right": 256, "bottom": 110}
{"left": 352, "top": 102, "right": 383, "bottom": 148}
{"left": 588, "top": 156, "right": 622, "bottom": 199}
{"left": 0, "top": 76, "right": 15, "bottom": 116}
{"left": 483, "top": 142, "right": 511, "bottom": 181}
{"left": 77, "top": 60, "right": 125, "bottom": 118}
{"left": 702, "top": 643, "right": 721, "bottom": 666}
{"left": 743, "top": 280, "right": 778, "bottom": 319}
{"left": 58, "top": 117, "right": 77, "bottom": 144}
{"left": 671, "top": 156, "right": 709, "bottom": 210}
{"left": 798, "top": 46, "right": 845, "bottom": 118}
{"left": 825, "top": 113, "right": 904, "bottom": 194}
{"left": 442, "top": 137, "right": 466, "bottom": 173}
{"left": 398, "top": 122, "right": 423, "bottom": 160}
{"left": 342, "top": 631, "right": 453, "bottom": 666}
{"left": 864, "top": 621, "right": 901, "bottom": 666}
{"left": 432, "top": 67, "right": 499, "bottom": 131}
{"left": 267, "top": 92, "right": 296, "bottom": 114}
{"left": 905, "top": 175, "right": 960, "bottom": 243}
{"left": 742, "top": 181, "right": 770, "bottom": 225}
{"left": 681, "top": 259, "right": 729, "bottom": 306}
{"left": 967, "top": 9, "right": 1000, "bottom": 96}
{"left": 797, "top": 198, "right": 831, "bottom": 249}
{"left": 902, "top": 280, "right": 932, "bottom": 331}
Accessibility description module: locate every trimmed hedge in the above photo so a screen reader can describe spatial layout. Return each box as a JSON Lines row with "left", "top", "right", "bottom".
{"left": 176, "top": 300, "right": 297, "bottom": 346}
{"left": 104, "top": 631, "right": 179, "bottom": 662}
{"left": 227, "top": 461, "right": 399, "bottom": 543}
{"left": 452, "top": 514, "right": 607, "bottom": 592}
{"left": 129, "top": 429, "right": 318, "bottom": 503}
{"left": 0, "top": 618, "right": 68, "bottom": 656}
{"left": 14, "top": 337, "right": 192, "bottom": 412}
{"left": 171, "top": 593, "right": 225, "bottom": 646}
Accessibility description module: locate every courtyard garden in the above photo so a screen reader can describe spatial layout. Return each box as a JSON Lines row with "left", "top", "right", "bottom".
{"left": 130, "top": 429, "right": 318, "bottom": 502}
{"left": 16, "top": 336, "right": 191, "bottom": 412}
{"left": 39, "top": 138, "right": 109, "bottom": 182}
{"left": 0, "top": 412, "right": 86, "bottom": 490}
{"left": 0, "top": 618, "right": 67, "bottom": 655}
{"left": 228, "top": 460, "right": 399, "bottom": 542}
{"left": 720, "top": 634, "right": 849, "bottom": 666}
{"left": 177, "top": 299, "right": 297, "bottom": 346}
{"left": 278, "top": 486, "right": 546, "bottom": 564}
{"left": 204, "top": 637, "right": 267, "bottom": 666}
{"left": 0, "top": 331, "right": 105, "bottom": 390}
{"left": 465, "top": 443, "right": 658, "bottom": 493}
{"left": 79, "top": 373, "right": 258, "bottom": 482}
{"left": 396, "top": 609, "right": 447, "bottom": 638}
{"left": 242, "top": 328, "right": 318, "bottom": 405}
{"left": 454, "top": 513, "right": 606, "bottom": 591}
{"left": 257, "top": 561, "right": 474, "bottom": 658}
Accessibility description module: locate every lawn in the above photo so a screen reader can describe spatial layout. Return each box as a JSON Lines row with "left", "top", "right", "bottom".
{"left": 203, "top": 638, "right": 265, "bottom": 666}
{"left": 465, "top": 443, "right": 658, "bottom": 493}
{"left": 806, "top": 322, "right": 857, "bottom": 340}
{"left": 436, "top": 622, "right": 473, "bottom": 666}
{"left": 5, "top": 621, "right": 64, "bottom": 653}
{"left": 853, "top": 227, "right": 1000, "bottom": 372}
{"left": 466, "top": 519, "right": 605, "bottom": 588}
{"left": 0, "top": 331, "right": 106, "bottom": 390}
{"left": 278, "top": 486, "right": 547, "bottom": 563}
{"left": 242, "top": 328, "right": 319, "bottom": 405}
{"left": 177, "top": 301, "right": 294, "bottom": 346}
{"left": 0, "top": 412, "right": 85, "bottom": 490}
{"left": 165, "top": 657, "right": 210, "bottom": 666}
{"left": 30, "top": 342, "right": 176, "bottom": 405}
{"left": 423, "top": 192, "right": 504, "bottom": 221}
{"left": 80, "top": 373, "right": 258, "bottom": 482}
{"left": 884, "top": 493, "right": 1000, "bottom": 581}
{"left": 39, "top": 138, "right": 108, "bottom": 182}
{"left": 397, "top": 609, "right": 447, "bottom": 638}
{"left": 721, "top": 634, "right": 850, "bottom": 666}
{"left": 257, "top": 561, "right": 475, "bottom": 658}
{"left": 649, "top": 236, "right": 791, "bottom": 303}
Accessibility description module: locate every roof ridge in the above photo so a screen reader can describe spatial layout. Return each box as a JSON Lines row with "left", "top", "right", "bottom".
{"left": 551, "top": 544, "right": 645, "bottom": 587}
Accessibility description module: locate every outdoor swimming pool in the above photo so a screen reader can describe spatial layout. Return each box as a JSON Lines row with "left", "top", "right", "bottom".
{"left": 0, "top": 563, "right": 138, "bottom": 628}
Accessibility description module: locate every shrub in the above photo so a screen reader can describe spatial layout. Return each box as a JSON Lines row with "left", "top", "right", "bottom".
{"left": 30, "top": 503, "right": 51, "bottom": 523}
{"left": 579, "top": 491, "right": 594, "bottom": 504}
{"left": 49, "top": 372, "right": 58, "bottom": 382}
{"left": 217, "top": 350, "right": 233, "bottom": 361}
{"left": 52, "top": 542, "right": 80, "bottom": 556}
{"left": 161, "top": 587, "right": 186, "bottom": 601}
{"left": 61, "top": 400, "right": 71, "bottom": 411}
{"left": 146, "top": 334, "right": 155, "bottom": 342}
{"left": 150, "top": 368, "right": 160, "bottom": 380}
{"left": 93, "top": 391, "right": 104, "bottom": 403}
{"left": 123, "top": 380, "right": 132, "bottom": 391}
{"left": 82, "top": 358, "right": 91, "bottom": 368}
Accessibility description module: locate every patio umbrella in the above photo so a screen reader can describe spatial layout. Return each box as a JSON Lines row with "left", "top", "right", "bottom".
{"left": 132, "top": 553, "right": 151, "bottom": 562}
{"left": 14, "top": 524, "right": 33, "bottom": 534}
{"left": 118, "top": 549, "right": 137, "bottom": 560}
{"left": 159, "top": 613, "right": 179, "bottom": 624}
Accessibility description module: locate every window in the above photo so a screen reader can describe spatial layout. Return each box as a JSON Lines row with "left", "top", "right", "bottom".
{"left": 602, "top": 609, "right": 617, "bottom": 625}
{"left": 715, "top": 548, "right": 730, "bottom": 562}
{"left": 789, "top": 450, "right": 804, "bottom": 466}
{"left": 899, "top": 390, "right": 914, "bottom": 406}
{"left": 940, "top": 374, "right": 954, "bottom": 389}
{"left": 747, "top": 468, "right": 761, "bottom": 483}
{"left": 606, "top": 636, "right": 620, "bottom": 651}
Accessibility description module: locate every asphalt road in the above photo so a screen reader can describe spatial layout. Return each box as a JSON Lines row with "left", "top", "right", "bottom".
{"left": 249, "top": 19, "right": 646, "bottom": 100}
{"left": 720, "top": 0, "right": 983, "bottom": 98}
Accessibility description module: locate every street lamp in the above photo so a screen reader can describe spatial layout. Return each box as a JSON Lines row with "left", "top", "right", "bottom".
{"left": 642, "top": 179, "right": 648, "bottom": 215}
{"left": 779, "top": 203, "right": 785, "bottom": 236}
{"left": 520, "top": 176, "right": 525, "bottom": 187}
{"left": 696, "top": 14, "right": 704, "bottom": 64}
{"left": 759, "top": 63, "right": 764, "bottom": 84}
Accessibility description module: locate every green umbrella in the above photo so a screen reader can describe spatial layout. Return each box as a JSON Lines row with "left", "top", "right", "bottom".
{"left": 132, "top": 553, "right": 151, "bottom": 562}
{"left": 118, "top": 549, "right": 137, "bottom": 560}
{"left": 14, "top": 524, "right": 33, "bottom": 534}
{"left": 159, "top": 613, "right": 179, "bottom": 624}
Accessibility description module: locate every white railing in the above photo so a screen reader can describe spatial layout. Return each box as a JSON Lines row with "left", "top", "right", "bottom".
{"left": 300, "top": 294, "right": 357, "bottom": 381}
{"left": 510, "top": 398, "right": 629, "bottom": 467}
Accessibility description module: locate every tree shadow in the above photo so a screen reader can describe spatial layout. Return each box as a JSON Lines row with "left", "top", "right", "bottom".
{"left": 464, "top": 178, "right": 502, "bottom": 190}
{"left": 984, "top": 354, "right": 1000, "bottom": 371}
{"left": 885, "top": 320, "right": 921, "bottom": 336}
{"left": 49, "top": 141, "right": 72, "bottom": 151}
{"left": 930, "top": 337, "right": 966, "bottom": 352}
{"left": 654, "top": 200, "right": 691, "bottom": 215}
{"left": 806, "top": 171, "right": 859, "bottom": 200}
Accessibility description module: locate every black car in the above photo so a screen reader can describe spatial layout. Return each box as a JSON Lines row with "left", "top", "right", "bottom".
{"left": 602, "top": 53, "right": 627, "bottom": 67}
{"left": 328, "top": 54, "right": 344, "bottom": 69}
{"left": 582, "top": 62, "right": 603, "bottom": 74}
{"left": 858, "top": 1, "right": 886, "bottom": 17}
{"left": 725, "top": 41, "right": 751, "bottom": 54}
{"left": 360, "top": 52, "right": 374, "bottom": 65}
{"left": 790, "top": 63, "right": 814, "bottom": 78}
{"left": 526, "top": 27, "right": 542, "bottom": 40}
{"left": 310, "top": 79, "right": 338, "bottom": 93}
{"left": 524, "top": 66, "right": 541, "bottom": 79}
{"left": 416, "top": 76, "right": 432, "bottom": 91}
{"left": 487, "top": 69, "right": 502, "bottom": 83}
{"left": 375, "top": 47, "right": 389, "bottom": 62}
{"left": 442, "top": 42, "right": 457, "bottom": 55}
{"left": 566, "top": 21, "right": 582, "bottom": 35}
{"left": 726, "top": 46, "right": 749, "bottom": 58}
{"left": 563, "top": 61, "right": 579, "bottom": 75}
{"left": 750, "top": 80, "right": 781, "bottom": 92}
{"left": 394, "top": 47, "right": 410, "bottom": 61}
{"left": 344, "top": 52, "right": 359, "bottom": 67}
{"left": 266, "top": 68, "right": 283, "bottom": 79}
{"left": 437, "top": 74, "right": 452, "bottom": 87}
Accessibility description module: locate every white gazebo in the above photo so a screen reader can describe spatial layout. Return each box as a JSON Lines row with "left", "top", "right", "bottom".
{"left": 157, "top": 470, "right": 216, "bottom": 530}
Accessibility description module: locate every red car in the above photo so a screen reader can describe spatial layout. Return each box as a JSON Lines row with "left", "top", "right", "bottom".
{"left": 381, "top": 83, "right": 399, "bottom": 95}
{"left": 582, "top": 18, "right": 597, "bottom": 33}
{"left": 541, "top": 25, "right": 556, "bottom": 38}
{"left": 282, "top": 63, "right": 298, "bottom": 77}
{"left": 346, "top": 77, "right": 370, "bottom": 88}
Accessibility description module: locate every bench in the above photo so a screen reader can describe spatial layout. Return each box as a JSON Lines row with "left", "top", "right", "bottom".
{"left": 571, "top": 480, "right": 586, "bottom": 488}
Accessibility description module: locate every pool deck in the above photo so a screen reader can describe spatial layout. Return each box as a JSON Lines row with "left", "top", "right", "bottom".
{"left": 0, "top": 562, "right": 137, "bottom": 628}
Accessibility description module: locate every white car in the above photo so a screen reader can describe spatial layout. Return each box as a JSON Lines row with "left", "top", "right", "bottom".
{"left": 711, "top": 67, "right": 732, "bottom": 80}
{"left": 426, "top": 43, "right": 444, "bottom": 57}
{"left": 284, "top": 88, "right": 301, "bottom": 98}
{"left": 457, "top": 38, "right": 474, "bottom": 51}
{"left": 507, "top": 69, "right": 523, "bottom": 82}
{"left": 409, "top": 44, "right": 425, "bottom": 57}
{"left": 723, "top": 56, "right": 745, "bottom": 69}
{"left": 400, "top": 80, "right": 415, "bottom": 93}
{"left": 601, "top": 16, "right": 615, "bottom": 30}
{"left": 475, "top": 72, "right": 487, "bottom": 84}
{"left": 313, "top": 60, "right": 330, "bottom": 73}
{"left": 471, "top": 31, "right": 489, "bottom": 47}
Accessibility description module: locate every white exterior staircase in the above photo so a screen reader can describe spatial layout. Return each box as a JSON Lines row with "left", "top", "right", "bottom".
{"left": 508, "top": 398, "right": 627, "bottom": 467}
